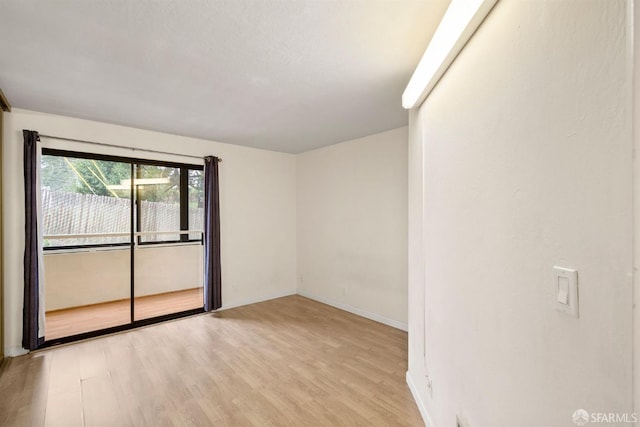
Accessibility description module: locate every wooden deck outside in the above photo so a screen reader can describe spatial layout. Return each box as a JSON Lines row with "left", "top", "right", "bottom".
{"left": 45, "top": 288, "right": 204, "bottom": 340}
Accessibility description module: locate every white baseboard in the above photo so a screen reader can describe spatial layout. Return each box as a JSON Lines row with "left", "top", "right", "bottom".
{"left": 6, "top": 347, "right": 28, "bottom": 357}
{"left": 217, "top": 289, "right": 296, "bottom": 311}
{"left": 407, "top": 371, "right": 435, "bottom": 427}
{"left": 296, "top": 290, "right": 408, "bottom": 331}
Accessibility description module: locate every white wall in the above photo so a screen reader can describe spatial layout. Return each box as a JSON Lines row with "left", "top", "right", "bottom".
{"left": 44, "top": 249, "right": 129, "bottom": 311}
{"left": 635, "top": 0, "right": 640, "bottom": 421}
{"left": 297, "top": 127, "right": 408, "bottom": 329}
{"left": 3, "top": 109, "right": 297, "bottom": 355}
{"left": 407, "top": 108, "right": 426, "bottom": 392}
{"left": 134, "top": 244, "right": 203, "bottom": 297}
{"left": 408, "top": 1, "right": 634, "bottom": 426}
{"left": 44, "top": 244, "right": 203, "bottom": 311}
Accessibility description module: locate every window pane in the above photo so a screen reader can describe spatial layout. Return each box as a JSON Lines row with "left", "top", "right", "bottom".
{"left": 41, "top": 155, "right": 131, "bottom": 247}
{"left": 137, "top": 165, "right": 181, "bottom": 242}
{"left": 188, "top": 169, "right": 204, "bottom": 241}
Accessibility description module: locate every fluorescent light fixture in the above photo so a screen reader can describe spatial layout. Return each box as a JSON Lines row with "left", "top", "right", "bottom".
{"left": 106, "top": 184, "right": 130, "bottom": 190}
{"left": 402, "top": 0, "right": 498, "bottom": 109}
{"left": 107, "top": 177, "right": 171, "bottom": 190}
{"left": 122, "top": 178, "right": 170, "bottom": 186}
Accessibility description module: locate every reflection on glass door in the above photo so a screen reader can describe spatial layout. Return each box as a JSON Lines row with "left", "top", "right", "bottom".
{"left": 41, "top": 154, "right": 132, "bottom": 340}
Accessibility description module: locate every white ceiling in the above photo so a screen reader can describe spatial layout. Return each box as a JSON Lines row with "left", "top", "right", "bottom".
{"left": 0, "top": 0, "right": 449, "bottom": 153}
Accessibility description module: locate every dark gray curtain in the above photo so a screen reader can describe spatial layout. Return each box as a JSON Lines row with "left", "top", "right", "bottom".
{"left": 203, "top": 156, "right": 222, "bottom": 311}
{"left": 22, "top": 130, "right": 43, "bottom": 350}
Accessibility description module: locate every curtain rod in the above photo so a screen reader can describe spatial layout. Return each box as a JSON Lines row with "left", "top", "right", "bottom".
{"left": 38, "top": 134, "right": 221, "bottom": 162}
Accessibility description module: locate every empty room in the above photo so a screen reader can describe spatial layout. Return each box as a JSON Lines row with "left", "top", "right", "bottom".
{"left": 1, "top": 0, "right": 639, "bottom": 426}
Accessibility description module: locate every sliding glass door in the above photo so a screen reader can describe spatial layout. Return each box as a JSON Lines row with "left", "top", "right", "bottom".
{"left": 133, "top": 164, "right": 204, "bottom": 321}
{"left": 41, "top": 154, "right": 133, "bottom": 339}
{"left": 40, "top": 150, "right": 204, "bottom": 342}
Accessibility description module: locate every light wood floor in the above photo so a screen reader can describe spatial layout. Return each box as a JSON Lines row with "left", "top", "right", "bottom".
{"left": 45, "top": 288, "right": 204, "bottom": 340}
{"left": 0, "top": 295, "right": 423, "bottom": 427}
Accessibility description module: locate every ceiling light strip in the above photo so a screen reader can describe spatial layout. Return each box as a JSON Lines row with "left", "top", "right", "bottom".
{"left": 402, "top": 0, "right": 498, "bottom": 109}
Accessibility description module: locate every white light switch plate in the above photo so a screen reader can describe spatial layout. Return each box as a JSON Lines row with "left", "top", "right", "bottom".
{"left": 553, "top": 266, "right": 578, "bottom": 318}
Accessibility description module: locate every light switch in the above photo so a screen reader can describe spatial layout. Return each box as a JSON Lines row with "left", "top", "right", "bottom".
{"left": 553, "top": 266, "right": 578, "bottom": 317}
{"left": 557, "top": 277, "right": 569, "bottom": 304}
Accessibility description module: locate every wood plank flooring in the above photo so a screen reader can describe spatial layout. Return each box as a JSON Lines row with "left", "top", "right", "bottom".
{"left": 45, "top": 288, "right": 204, "bottom": 340}
{"left": 0, "top": 295, "right": 423, "bottom": 427}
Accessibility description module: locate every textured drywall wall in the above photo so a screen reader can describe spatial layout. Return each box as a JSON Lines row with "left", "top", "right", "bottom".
{"left": 407, "top": 1, "right": 633, "bottom": 426}
{"left": 297, "top": 127, "right": 408, "bottom": 329}
{"left": 3, "top": 109, "right": 297, "bottom": 355}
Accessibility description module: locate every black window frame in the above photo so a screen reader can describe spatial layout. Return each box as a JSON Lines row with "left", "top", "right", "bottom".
{"left": 41, "top": 148, "right": 204, "bottom": 251}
